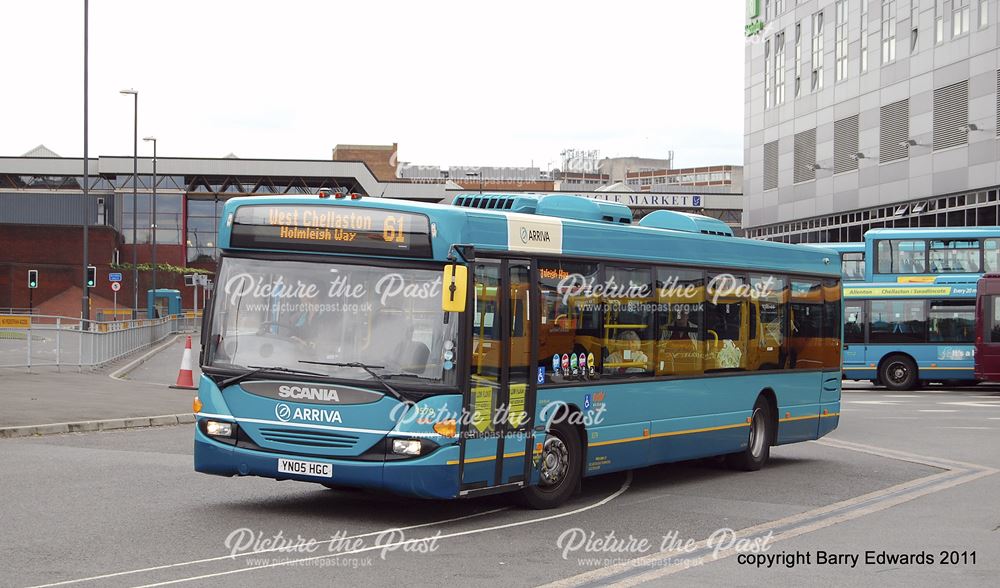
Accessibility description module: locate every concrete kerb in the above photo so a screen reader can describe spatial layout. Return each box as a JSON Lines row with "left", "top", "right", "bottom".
{"left": 108, "top": 333, "right": 185, "bottom": 381}
{"left": 0, "top": 413, "right": 196, "bottom": 439}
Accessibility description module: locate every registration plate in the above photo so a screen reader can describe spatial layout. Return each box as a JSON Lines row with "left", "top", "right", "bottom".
{"left": 277, "top": 458, "right": 332, "bottom": 478}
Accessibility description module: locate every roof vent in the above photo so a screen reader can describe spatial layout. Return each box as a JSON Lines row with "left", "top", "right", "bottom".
{"left": 452, "top": 193, "right": 538, "bottom": 213}
{"left": 638, "top": 210, "right": 734, "bottom": 237}
{"left": 535, "top": 195, "right": 632, "bottom": 224}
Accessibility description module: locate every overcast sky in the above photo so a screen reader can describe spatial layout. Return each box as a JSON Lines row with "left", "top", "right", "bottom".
{"left": 0, "top": 1, "right": 744, "bottom": 169}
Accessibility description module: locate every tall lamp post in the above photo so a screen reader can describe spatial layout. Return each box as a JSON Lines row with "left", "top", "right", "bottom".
{"left": 142, "top": 136, "right": 157, "bottom": 316}
{"left": 120, "top": 89, "right": 138, "bottom": 317}
{"left": 82, "top": 0, "right": 90, "bottom": 320}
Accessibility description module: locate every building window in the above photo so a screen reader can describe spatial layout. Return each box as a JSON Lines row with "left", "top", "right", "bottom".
{"left": 936, "top": 0, "right": 946, "bottom": 42}
{"left": 836, "top": 1, "right": 849, "bottom": 81}
{"left": 882, "top": 0, "right": 897, "bottom": 63}
{"left": 794, "top": 22, "right": 802, "bottom": 96}
{"left": 776, "top": 0, "right": 785, "bottom": 15}
{"left": 981, "top": 0, "right": 989, "bottom": 27}
{"left": 763, "top": 140, "right": 779, "bottom": 191}
{"left": 880, "top": 98, "right": 910, "bottom": 162}
{"left": 121, "top": 192, "right": 182, "bottom": 245}
{"left": 834, "top": 114, "right": 860, "bottom": 173}
{"left": 765, "top": 39, "right": 772, "bottom": 109}
{"left": 954, "top": 0, "right": 971, "bottom": 35}
{"left": 911, "top": 1, "right": 920, "bottom": 52}
{"left": 811, "top": 11, "right": 824, "bottom": 90}
{"left": 793, "top": 128, "right": 817, "bottom": 183}
{"left": 186, "top": 197, "right": 220, "bottom": 263}
{"left": 933, "top": 80, "right": 969, "bottom": 150}
{"left": 861, "top": 1, "right": 870, "bottom": 72}
{"left": 775, "top": 31, "right": 786, "bottom": 104}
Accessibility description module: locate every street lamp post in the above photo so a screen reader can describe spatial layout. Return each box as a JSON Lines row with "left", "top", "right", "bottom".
{"left": 143, "top": 137, "right": 157, "bottom": 316}
{"left": 120, "top": 89, "right": 138, "bottom": 317}
{"left": 82, "top": 0, "right": 90, "bottom": 320}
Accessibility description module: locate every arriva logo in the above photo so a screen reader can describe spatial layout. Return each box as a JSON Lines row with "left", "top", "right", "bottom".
{"left": 275, "top": 402, "right": 343, "bottom": 424}
{"left": 520, "top": 227, "right": 551, "bottom": 244}
{"left": 278, "top": 385, "right": 341, "bottom": 402}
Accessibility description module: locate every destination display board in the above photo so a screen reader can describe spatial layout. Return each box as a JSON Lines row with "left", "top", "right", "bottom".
{"left": 230, "top": 205, "right": 433, "bottom": 258}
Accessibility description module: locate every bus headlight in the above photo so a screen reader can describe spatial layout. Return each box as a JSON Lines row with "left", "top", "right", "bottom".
{"left": 392, "top": 439, "right": 422, "bottom": 456}
{"left": 205, "top": 420, "right": 234, "bottom": 437}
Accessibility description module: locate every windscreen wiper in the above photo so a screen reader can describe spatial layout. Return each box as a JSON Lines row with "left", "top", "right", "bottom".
{"left": 218, "top": 365, "right": 327, "bottom": 388}
{"left": 299, "top": 360, "right": 406, "bottom": 402}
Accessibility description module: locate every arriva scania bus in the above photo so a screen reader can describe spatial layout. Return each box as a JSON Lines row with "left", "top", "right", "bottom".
{"left": 194, "top": 192, "right": 842, "bottom": 508}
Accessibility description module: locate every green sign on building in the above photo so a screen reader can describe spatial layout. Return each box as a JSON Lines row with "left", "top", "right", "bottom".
{"left": 745, "top": 0, "right": 763, "bottom": 36}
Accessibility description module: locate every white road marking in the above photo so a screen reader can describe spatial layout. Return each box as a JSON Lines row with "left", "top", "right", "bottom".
{"left": 539, "top": 438, "right": 996, "bottom": 587}
{"left": 127, "top": 472, "right": 633, "bottom": 588}
{"left": 919, "top": 409, "right": 958, "bottom": 413}
{"left": 885, "top": 395, "right": 920, "bottom": 398}
{"left": 940, "top": 401, "right": 1000, "bottom": 408}
{"left": 848, "top": 400, "right": 904, "bottom": 405}
{"left": 936, "top": 426, "right": 996, "bottom": 430}
{"left": 26, "top": 507, "right": 510, "bottom": 588}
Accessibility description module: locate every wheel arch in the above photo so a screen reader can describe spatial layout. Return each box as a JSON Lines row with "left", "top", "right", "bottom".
{"left": 757, "top": 388, "right": 779, "bottom": 446}
{"left": 543, "top": 402, "right": 588, "bottom": 474}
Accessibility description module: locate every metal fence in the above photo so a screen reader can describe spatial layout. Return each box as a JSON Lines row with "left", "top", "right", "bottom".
{"left": 0, "top": 313, "right": 198, "bottom": 369}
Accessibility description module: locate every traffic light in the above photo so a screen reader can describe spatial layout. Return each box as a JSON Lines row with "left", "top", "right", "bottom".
{"left": 86, "top": 265, "right": 97, "bottom": 288}
{"left": 28, "top": 269, "right": 38, "bottom": 289}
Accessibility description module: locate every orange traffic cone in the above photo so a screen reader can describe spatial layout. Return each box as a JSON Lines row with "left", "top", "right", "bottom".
{"left": 170, "top": 335, "right": 197, "bottom": 390}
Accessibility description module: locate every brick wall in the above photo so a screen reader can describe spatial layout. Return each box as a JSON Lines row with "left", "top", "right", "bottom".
{"left": 0, "top": 224, "right": 204, "bottom": 313}
{"left": 332, "top": 143, "right": 398, "bottom": 182}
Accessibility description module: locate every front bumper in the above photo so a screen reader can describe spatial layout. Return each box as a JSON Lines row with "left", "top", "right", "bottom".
{"left": 194, "top": 426, "right": 461, "bottom": 499}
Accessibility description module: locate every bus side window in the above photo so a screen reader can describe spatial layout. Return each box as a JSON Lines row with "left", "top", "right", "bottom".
{"left": 536, "top": 259, "right": 602, "bottom": 383}
{"left": 844, "top": 302, "right": 865, "bottom": 344}
{"left": 704, "top": 274, "right": 748, "bottom": 372}
{"left": 789, "top": 279, "right": 824, "bottom": 369}
{"left": 750, "top": 273, "right": 787, "bottom": 371}
{"left": 602, "top": 265, "right": 654, "bottom": 378}
{"left": 655, "top": 267, "right": 704, "bottom": 377}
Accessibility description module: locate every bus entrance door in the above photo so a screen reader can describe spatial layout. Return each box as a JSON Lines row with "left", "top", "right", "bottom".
{"left": 843, "top": 301, "right": 867, "bottom": 372}
{"left": 460, "top": 258, "right": 538, "bottom": 496}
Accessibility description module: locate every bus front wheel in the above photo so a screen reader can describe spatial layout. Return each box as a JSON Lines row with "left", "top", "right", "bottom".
{"left": 880, "top": 355, "right": 918, "bottom": 391}
{"left": 726, "top": 397, "right": 773, "bottom": 471}
{"left": 517, "top": 420, "right": 581, "bottom": 509}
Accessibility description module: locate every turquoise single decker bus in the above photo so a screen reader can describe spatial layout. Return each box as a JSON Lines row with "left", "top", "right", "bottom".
{"left": 194, "top": 192, "right": 842, "bottom": 508}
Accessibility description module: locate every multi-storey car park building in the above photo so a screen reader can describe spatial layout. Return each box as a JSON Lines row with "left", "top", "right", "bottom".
{"left": 744, "top": 0, "right": 1000, "bottom": 243}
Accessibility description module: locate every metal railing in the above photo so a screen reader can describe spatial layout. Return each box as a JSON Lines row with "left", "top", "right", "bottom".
{"left": 0, "top": 313, "right": 196, "bottom": 370}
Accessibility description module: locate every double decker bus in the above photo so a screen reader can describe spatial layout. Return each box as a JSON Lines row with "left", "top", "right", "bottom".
{"left": 837, "top": 228, "right": 992, "bottom": 389}
{"left": 194, "top": 192, "right": 841, "bottom": 508}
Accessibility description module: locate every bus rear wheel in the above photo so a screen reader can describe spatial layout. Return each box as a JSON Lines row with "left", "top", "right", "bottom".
{"left": 516, "top": 420, "right": 581, "bottom": 509}
{"left": 880, "top": 354, "right": 917, "bottom": 391}
{"left": 726, "top": 397, "right": 772, "bottom": 471}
